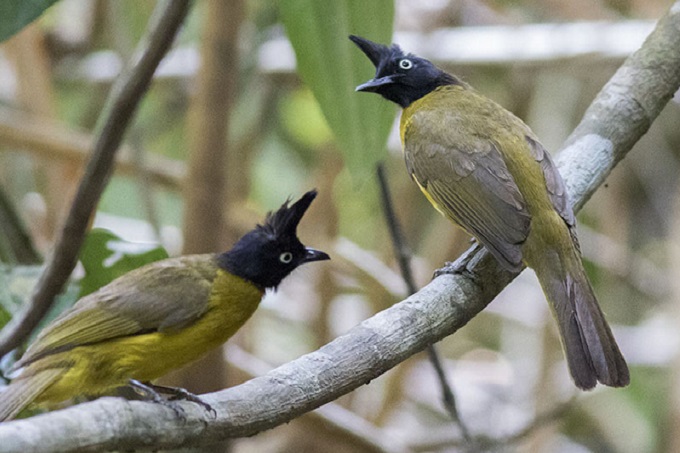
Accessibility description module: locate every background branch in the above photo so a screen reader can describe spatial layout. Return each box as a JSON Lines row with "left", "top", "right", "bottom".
{"left": 0, "top": 183, "right": 40, "bottom": 264}
{"left": 376, "top": 162, "right": 471, "bottom": 443}
{"left": 0, "top": 0, "right": 192, "bottom": 357}
{"left": 0, "top": 108, "right": 186, "bottom": 190}
{"left": 0, "top": 2, "right": 679, "bottom": 451}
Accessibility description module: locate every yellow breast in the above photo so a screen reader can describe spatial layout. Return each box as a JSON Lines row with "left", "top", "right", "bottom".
{"left": 36, "top": 270, "right": 263, "bottom": 404}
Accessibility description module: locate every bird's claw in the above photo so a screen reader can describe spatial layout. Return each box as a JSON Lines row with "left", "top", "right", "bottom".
{"left": 128, "top": 379, "right": 216, "bottom": 419}
{"left": 433, "top": 243, "right": 482, "bottom": 279}
{"left": 168, "top": 387, "right": 216, "bottom": 418}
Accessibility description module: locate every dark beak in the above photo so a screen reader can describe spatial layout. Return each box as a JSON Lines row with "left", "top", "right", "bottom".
{"left": 303, "top": 247, "right": 330, "bottom": 263}
{"left": 355, "top": 74, "right": 402, "bottom": 92}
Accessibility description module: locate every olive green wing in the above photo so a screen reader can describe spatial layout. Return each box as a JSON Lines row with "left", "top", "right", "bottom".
{"left": 525, "top": 135, "right": 575, "bottom": 226}
{"left": 18, "top": 254, "right": 218, "bottom": 367}
{"left": 405, "top": 135, "right": 531, "bottom": 272}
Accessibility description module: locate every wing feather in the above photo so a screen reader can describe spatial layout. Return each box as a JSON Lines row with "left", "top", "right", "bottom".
{"left": 400, "top": 86, "right": 580, "bottom": 272}
{"left": 18, "top": 255, "right": 218, "bottom": 367}
{"left": 406, "top": 137, "right": 530, "bottom": 271}
{"left": 525, "top": 135, "right": 575, "bottom": 226}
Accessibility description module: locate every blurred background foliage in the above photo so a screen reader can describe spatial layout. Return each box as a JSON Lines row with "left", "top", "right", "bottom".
{"left": 0, "top": 0, "right": 679, "bottom": 452}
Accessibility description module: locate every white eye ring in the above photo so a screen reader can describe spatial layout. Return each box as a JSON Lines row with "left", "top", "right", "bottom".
{"left": 399, "top": 59, "right": 413, "bottom": 70}
{"left": 279, "top": 252, "right": 293, "bottom": 264}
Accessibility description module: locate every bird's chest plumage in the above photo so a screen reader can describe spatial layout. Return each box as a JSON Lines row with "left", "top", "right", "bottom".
{"left": 41, "top": 270, "right": 264, "bottom": 397}
{"left": 399, "top": 85, "right": 554, "bottom": 217}
{"left": 126, "top": 271, "right": 264, "bottom": 379}
{"left": 396, "top": 84, "right": 573, "bottom": 271}
{"left": 401, "top": 86, "right": 524, "bottom": 169}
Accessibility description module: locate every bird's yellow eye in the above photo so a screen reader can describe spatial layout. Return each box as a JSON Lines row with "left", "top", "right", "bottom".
{"left": 279, "top": 252, "right": 293, "bottom": 264}
{"left": 399, "top": 59, "right": 413, "bottom": 70}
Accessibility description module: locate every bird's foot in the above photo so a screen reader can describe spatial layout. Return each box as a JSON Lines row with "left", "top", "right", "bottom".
{"left": 149, "top": 383, "right": 217, "bottom": 418}
{"left": 128, "top": 379, "right": 187, "bottom": 420}
{"left": 128, "top": 380, "right": 216, "bottom": 419}
{"left": 433, "top": 243, "right": 483, "bottom": 279}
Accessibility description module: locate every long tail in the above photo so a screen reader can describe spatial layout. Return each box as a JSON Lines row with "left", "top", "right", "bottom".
{"left": 533, "top": 248, "right": 629, "bottom": 390}
{"left": 0, "top": 369, "right": 62, "bottom": 422}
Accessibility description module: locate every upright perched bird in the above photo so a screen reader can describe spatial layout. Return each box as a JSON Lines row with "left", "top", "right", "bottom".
{"left": 351, "top": 35, "right": 629, "bottom": 390}
{"left": 0, "top": 190, "right": 329, "bottom": 421}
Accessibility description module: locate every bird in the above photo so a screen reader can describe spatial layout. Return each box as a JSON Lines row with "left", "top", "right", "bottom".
{"left": 350, "top": 35, "right": 629, "bottom": 390}
{"left": 0, "top": 190, "right": 329, "bottom": 421}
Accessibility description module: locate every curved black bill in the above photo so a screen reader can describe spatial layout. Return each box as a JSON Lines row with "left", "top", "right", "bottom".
{"left": 355, "top": 74, "right": 402, "bottom": 92}
{"left": 303, "top": 247, "right": 330, "bottom": 263}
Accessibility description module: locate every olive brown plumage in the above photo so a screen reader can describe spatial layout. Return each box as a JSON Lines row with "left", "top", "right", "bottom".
{"left": 351, "top": 35, "right": 628, "bottom": 390}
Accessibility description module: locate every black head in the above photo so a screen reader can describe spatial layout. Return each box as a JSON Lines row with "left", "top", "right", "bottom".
{"left": 349, "top": 35, "right": 459, "bottom": 108}
{"left": 218, "top": 190, "right": 330, "bottom": 290}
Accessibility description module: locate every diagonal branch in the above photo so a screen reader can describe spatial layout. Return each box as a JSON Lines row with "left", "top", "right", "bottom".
{"left": 0, "top": 2, "right": 679, "bottom": 452}
{"left": 0, "top": 0, "right": 192, "bottom": 358}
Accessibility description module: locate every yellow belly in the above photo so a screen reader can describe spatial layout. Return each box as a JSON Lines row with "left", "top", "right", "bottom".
{"left": 32, "top": 270, "right": 263, "bottom": 404}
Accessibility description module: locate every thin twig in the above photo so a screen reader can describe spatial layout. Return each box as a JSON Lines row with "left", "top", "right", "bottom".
{"left": 504, "top": 399, "right": 574, "bottom": 444}
{"left": 375, "top": 165, "right": 418, "bottom": 295}
{"left": 0, "top": 0, "right": 192, "bottom": 357}
{"left": 0, "top": 184, "right": 41, "bottom": 264}
{"left": 376, "top": 163, "right": 472, "bottom": 443}
{"left": 408, "top": 398, "right": 574, "bottom": 451}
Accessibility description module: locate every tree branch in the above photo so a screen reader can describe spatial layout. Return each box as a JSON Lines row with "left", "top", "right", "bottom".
{"left": 0, "top": 0, "right": 192, "bottom": 358}
{"left": 0, "top": 2, "right": 679, "bottom": 451}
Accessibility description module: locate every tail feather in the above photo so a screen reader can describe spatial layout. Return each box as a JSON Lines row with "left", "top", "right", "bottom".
{"left": 0, "top": 369, "right": 62, "bottom": 422}
{"left": 569, "top": 272, "right": 629, "bottom": 387}
{"left": 536, "top": 262, "right": 629, "bottom": 390}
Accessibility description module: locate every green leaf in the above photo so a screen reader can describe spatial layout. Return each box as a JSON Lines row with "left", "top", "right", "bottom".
{"left": 0, "top": 265, "right": 79, "bottom": 334}
{"left": 0, "top": 267, "right": 17, "bottom": 329}
{"left": 0, "top": 265, "right": 48, "bottom": 328}
{"left": 78, "top": 228, "right": 169, "bottom": 297}
{"left": 0, "top": 265, "right": 81, "bottom": 378}
{"left": 0, "top": 0, "right": 60, "bottom": 43}
{"left": 280, "top": 0, "right": 396, "bottom": 180}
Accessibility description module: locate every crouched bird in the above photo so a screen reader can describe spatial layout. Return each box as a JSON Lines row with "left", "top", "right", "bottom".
{"left": 350, "top": 35, "right": 628, "bottom": 390}
{"left": 0, "top": 190, "right": 329, "bottom": 421}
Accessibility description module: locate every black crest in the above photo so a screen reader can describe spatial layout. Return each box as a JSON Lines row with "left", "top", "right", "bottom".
{"left": 350, "top": 35, "right": 405, "bottom": 69}
{"left": 350, "top": 35, "right": 459, "bottom": 108}
{"left": 218, "top": 190, "right": 329, "bottom": 290}
{"left": 258, "top": 190, "right": 317, "bottom": 240}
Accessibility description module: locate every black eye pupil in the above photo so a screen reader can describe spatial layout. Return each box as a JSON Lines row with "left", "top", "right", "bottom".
{"left": 400, "top": 59, "right": 412, "bottom": 69}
